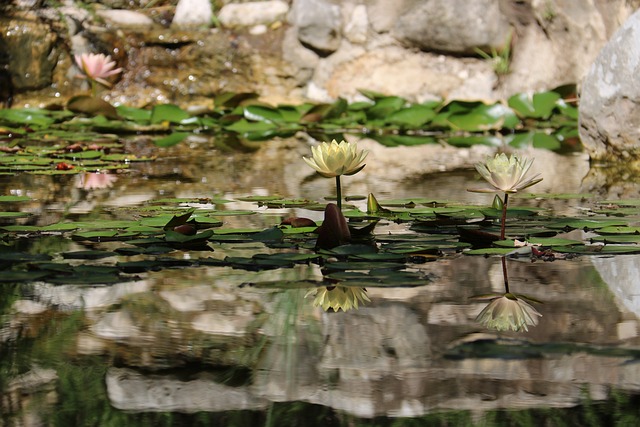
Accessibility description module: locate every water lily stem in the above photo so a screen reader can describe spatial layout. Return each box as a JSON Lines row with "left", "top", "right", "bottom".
{"left": 500, "top": 193, "right": 509, "bottom": 240}
{"left": 335, "top": 176, "right": 342, "bottom": 210}
{"left": 501, "top": 256, "right": 510, "bottom": 294}
{"left": 90, "top": 79, "right": 97, "bottom": 98}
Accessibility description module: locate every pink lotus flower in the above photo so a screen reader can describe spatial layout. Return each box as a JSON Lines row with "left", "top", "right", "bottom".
{"left": 75, "top": 53, "right": 122, "bottom": 88}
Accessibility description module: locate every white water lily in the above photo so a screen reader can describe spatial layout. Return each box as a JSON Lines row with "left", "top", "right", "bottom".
{"left": 305, "top": 286, "right": 370, "bottom": 312}
{"left": 476, "top": 293, "right": 542, "bottom": 332}
{"left": 468, "top": 153, "right": 542, "bottom": 193}
{"left": 303, "top": 139, "right": 368, "bottom": 178}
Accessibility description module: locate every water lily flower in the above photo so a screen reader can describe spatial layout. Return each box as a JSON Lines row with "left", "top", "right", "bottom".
{"left": 305, "top": 286, "right": 370, "bottom": 312}
{"left": 75, "top": 53, "right": 122, "bottom": 89}
{"left": 303, "top": 139, "right": 368, "bottom": 209}
{"left": 468, "top": 152, "right": 542, "bottom": 194}
{"left": 303, "top": 139, "right": 368, "bottom": 178}
{"left": 468, "top": 153, "right": 542, "bottom": 239}
{"left": 476, "top": 293, "right": 542, "bottom": 332}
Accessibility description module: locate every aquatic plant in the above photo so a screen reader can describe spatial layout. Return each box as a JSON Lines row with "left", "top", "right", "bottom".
{"left": 74, "top": 53, "right": 122, "bottom": 96}
{"left": 468, "top": 152, "right": 542, "bottom": 239}
{"left": 474, "top": 30, "right": 512, "bottom": 76}
{"left": 303, "top": 139, "right": 367, "bottom": 210}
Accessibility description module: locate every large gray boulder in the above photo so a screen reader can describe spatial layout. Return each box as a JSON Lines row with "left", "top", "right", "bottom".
{"left": 579, "top": 9, "right": 640, "bottom": 162}
{"left": 391, "top": 0, "right": 511, "bottom": 54}
{"left": 289, "top": 0, "right": 342, "bottom": 55}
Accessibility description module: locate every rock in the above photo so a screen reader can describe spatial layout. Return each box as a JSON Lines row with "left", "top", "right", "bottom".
{"left": 107, "top": 368, "right": 267, "bottom": 412}
{"left": 366, "top": 0, "right": 412, "bottom": 33}
{"left": 323, "top": 46, "right": 496, "bottom": 102}
{"left": 579, "top": 9, "right": 640, "bottom": 161}
{"left": 289, "top": 0, "right": 342, "bottom": 55}
{"left": 0, "top": 14, "right": 59, "bottom": 90}
{"left": 2, "top": 0, "right": 640, "bottom": 109}
{"left": 391, "top": 0, "right": 512, "bottom": 54}
{"left": 172, "top": 0, "right": 213, "bottom": 28}
{"left": 96, "top": 9, "right": 155, "bottom": 28}
{"left": 593, "top": 256, "right": 640, "bottom": 317}
{"left": 343, "top": 4, "right": 368, "bottom": 44}
{"left": 218, "top": 0, "right": 289, "bottom": 28}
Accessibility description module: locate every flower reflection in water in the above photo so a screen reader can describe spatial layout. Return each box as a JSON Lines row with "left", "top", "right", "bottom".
{"left": 475, "top": 257, "right": 542, "bottom": 332}
{"left": 476, "top": 292, "right": 542, "bottom": 332}
{"left": 75, "top": 173, "right": 118, "bottom": 190}
{"left": 305, "top": 286, "right": 370, "bottom": 312}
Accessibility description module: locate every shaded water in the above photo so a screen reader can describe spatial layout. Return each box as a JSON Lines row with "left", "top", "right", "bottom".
{"left": 2, "top": 135, "right": 640, "bottom": 426}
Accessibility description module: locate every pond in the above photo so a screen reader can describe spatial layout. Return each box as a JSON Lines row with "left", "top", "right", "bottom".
{"left": 1, "top": 128, "right": 640, "bottom": 426}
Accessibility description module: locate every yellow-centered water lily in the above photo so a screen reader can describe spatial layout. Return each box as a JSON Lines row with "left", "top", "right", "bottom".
{"left": 476, "top": 293, "right": 542, "bottom": 332}
{"left": 468, "top": 153, "right": 542, "bottom": 194}
{"left": 305, "top": 286, "right": 370, "bottom": 312}
{"left": 303, "top": 139, "right": 368, "bottom": 178}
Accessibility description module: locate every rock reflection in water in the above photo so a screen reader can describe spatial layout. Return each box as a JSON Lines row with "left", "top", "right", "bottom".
{"left": 2, "top": 136, "right": 640, "bottom": 423}
{"left": 3, "top": 254, "right": 640, "bottom": 423}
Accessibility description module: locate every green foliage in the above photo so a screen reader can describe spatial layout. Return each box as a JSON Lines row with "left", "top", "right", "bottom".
{"left": 0, "top": 87, "right": 579, "bottom": 175}
{"left": 474, "top": 30, "right": 513, "bottom": 76}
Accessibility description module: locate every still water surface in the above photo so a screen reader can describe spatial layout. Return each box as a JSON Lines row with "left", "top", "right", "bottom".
{"left": 1, "top": 136, "right": 639, "bottom": 426}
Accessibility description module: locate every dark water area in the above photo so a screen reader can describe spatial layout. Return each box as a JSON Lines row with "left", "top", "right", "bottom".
{"left": 1, "top": 135, "right": 640, "bottom": 426}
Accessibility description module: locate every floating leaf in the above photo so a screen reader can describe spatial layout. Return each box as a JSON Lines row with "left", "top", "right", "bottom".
{"left": 0, "top": 271, "right": 51, "bottom": 282}
{"left": 116, "top": 105, "right": 152, "bottom": 122}
{"left": 448, "top": 103, "right": 519, "bottom": 131}
{"left": 532, "top": 91, "right": 562, "bottom": 119}
{"left": 61, "top": 250, "right": 118, "bottom": 260}
{"left": 0, "top": 195, "right": 31, "bottom": 202}
{"left": 554, "top": 245, "right": 640, "bottom": 255}
{"left": 150, "top": 104, "right": 190, "bottom": 124}
{"left": 67, "top": 96, "right": 119, "bottom": 120}
{"left": 154, "top": 132, "right": 190, "bottom": 148}
{"left": 366, "top": 96, "right": 406, "bottom": 119}
{"left": 386, "top": 105, "right": 435, "bottom": 127}
{"left": 0, "top": 108, "right": 55, "bottom": 127}
{"left": 244, "top": 105, "right": 283, "bottom": 123}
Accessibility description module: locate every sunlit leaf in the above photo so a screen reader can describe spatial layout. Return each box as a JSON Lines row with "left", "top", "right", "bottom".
{"left": 0, "top": 108, "right": 55, "bottom": 127}
{"left": 447, "top": 103, "right": 519, "bottom": 131}
{"left": 532, "top": 133, "right": 561, "bottom": 150}
{"left": 116, "top": 105, "right": 152, "bottom": 122}
{"left": 366, "top": 96, "right": 406, "bottom": 119}
{"left": 532, "top": 91, "right": 561, "bottom": 119}
{"left": 150, "top": 104, "right": 191, "bottom": 124}
{"left": 154, "top": 132, "right": 190, "bottom": 147}
{"left": 386, "top": 105, "right": 435, "bottom": 127}
{"left": 244, "top": 105, "right": 283, "bottom": 123}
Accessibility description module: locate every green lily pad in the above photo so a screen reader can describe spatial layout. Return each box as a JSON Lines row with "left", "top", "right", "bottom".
{"left": 590, "top": 235, "right": 640, "bottom": 244}
{"left": 61, "top": 250, "right": 119, "bottom": 260}
{"left": 150, "top": 104, "right": 190, "bottom": 124}
{"left": 554, "top": 245, "right": 640, "bottom": 254}
{"left": 0, "top": 270, "right": 51, "bottom": 282}
{"left": 0, "top": 211, "right": 31, "bottom": 218}
{"left": 0, "top": 196, "right": 31, "bottom": 202}
{"left": 597, "top": 226, "right": 640, "bottom": 234}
